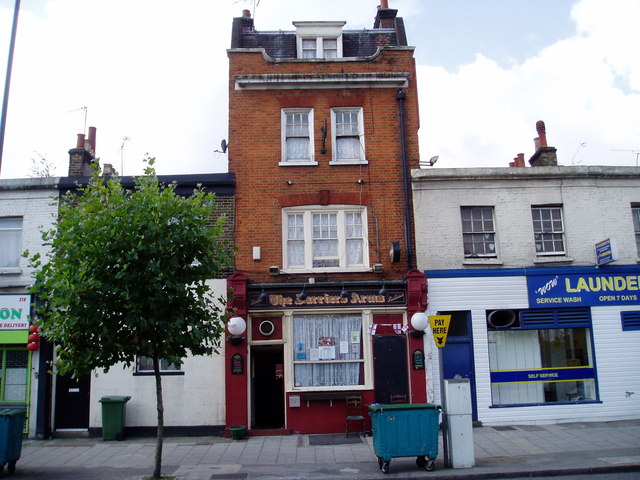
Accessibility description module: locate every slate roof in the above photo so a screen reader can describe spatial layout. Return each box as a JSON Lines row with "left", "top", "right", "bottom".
{"left": 230, "top": 12, "right": 408, "bottom": 59}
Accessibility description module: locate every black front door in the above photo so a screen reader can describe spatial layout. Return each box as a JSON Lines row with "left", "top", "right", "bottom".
{"left": 373, "top": 334, "right": 409, "bottom": 404}
{"left": 252, "top": 346, "right": 284, "bottom": 429}
{"left": 54, "top": 373, "right": 90, "bottom": 429}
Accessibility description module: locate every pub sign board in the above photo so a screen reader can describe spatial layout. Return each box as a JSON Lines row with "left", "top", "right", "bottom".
{"left": 248, "top": 288, "right": 406, "bottom": 310}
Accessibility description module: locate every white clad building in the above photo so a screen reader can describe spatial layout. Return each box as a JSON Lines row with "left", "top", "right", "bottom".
{"left": 412, "top": 124, "right": 640, "bottom": 425}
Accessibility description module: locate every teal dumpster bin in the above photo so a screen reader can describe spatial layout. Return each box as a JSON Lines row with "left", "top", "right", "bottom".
{"left": 0, "top": 409, "right": 26, "bottom": 474}
{"left": 369, "top": 403, "right": 441, "bottom": 474}
{"left": 99, "top": 396, "right": 131, "bottom": 441}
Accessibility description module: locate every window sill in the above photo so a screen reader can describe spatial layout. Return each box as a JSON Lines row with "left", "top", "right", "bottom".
{"left": 533, "top": 256, "right": 573, "bottom": 264}
{"left": 0, "top": 268, "right": 22, "bottom": 275}
{"left": 463, "top": 258, "right": 503, "bottom": 266}
{"left": 133, "top": 371, "right": 184, "bottom": 376}
{"left": 279, "top": 161, "right": 318, "bottom": 167}
{"left": 329, "top": 160, "right": 368, "bottom": 166}
{"left": 281, "top": 267, "right": 371, "bottom": 274}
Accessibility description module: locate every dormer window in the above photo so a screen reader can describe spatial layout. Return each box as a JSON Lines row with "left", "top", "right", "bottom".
{"left": 294, "top": 21, "right": 345, "bottom": 59}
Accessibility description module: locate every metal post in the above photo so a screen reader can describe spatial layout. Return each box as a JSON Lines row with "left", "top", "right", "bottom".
{"left": 0, "top": 0, "right": 21, "bottom": 174}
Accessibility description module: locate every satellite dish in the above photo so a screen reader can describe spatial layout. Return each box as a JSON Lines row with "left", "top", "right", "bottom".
{"left": 221, "top": 139, "right": 228, "bottom": 154}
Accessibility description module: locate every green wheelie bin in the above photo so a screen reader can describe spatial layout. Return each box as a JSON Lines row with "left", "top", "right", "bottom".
{"left": 0, "top": 409, "right": 26, "bottom": 474}
{"left": 99, "top": 396, "right": 131, "bottom": 441}
{"left": 369, "top": 403, "right": 441, "bottom": 474}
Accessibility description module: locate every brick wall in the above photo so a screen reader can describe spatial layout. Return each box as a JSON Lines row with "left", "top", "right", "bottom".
{"left": 228, "top": 48, "right": 420, "bottom": 283}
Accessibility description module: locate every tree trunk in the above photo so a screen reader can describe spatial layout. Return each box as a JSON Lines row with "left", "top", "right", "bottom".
{"left": 152, "top": 356, "right": 164, "bottom": 479}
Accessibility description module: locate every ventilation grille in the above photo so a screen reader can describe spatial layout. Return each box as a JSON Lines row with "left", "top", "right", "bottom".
{"left": 621, "top": 311, "right": 640, "bottom": 331}
{"left": 520, "top": 308, "right": 590, "bottom": 329}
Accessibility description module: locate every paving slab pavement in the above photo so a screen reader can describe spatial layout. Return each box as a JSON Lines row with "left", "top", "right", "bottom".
{"left": 10, "top": 420, "right": 640, "bottom": 480}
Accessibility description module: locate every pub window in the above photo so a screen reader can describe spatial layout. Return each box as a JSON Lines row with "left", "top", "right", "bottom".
{"left": 292, "top": 313, "right": 364, "bottom": 388}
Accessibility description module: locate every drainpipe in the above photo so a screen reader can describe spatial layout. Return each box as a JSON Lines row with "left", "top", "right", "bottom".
{"left": 396, "top": 89, "right": 414, "bottom": 269}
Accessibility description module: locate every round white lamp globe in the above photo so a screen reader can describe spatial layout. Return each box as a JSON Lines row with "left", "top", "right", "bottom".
{"left": 228, "top": 316, "right": 247, "bottom": 336}
{"left": 410, "top": 311, "right": 429, "bottom": 332}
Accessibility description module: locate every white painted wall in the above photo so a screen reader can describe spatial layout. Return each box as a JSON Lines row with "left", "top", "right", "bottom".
{"left": 412, "top": 166, "right": 640, "bottom": 270}
{"left": 413, "top": 166, "right": 640, "bottom": 425}
{"left": 89, "top": 278, "right": 228, "bottom": 429}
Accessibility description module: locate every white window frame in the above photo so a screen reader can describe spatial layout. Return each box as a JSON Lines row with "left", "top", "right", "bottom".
{"left": 299, "top": 36, "right": 342, "bottom": 59}
{"left": 330, "top": 107, "right": 366, "bottom": 164}
{"left": 291, "top": 313, "right": 365, "bottom": 389}
{"left": 0, "top": 217, "right": 23, "bottom": 269}
{"left": 460, "top": 207, "right": 497, "bottom": 258}
{"left": 632, "top": 206, "right": 640, "bottom": 256}
{"left": 135, "top": 356, "right": 182, "bottom": 375}
{"left": 284, "top": 309, "right": 375, "bottom": 393}
{"left": 531, "top": 205, "right": 566, "bottom": 256}
{"left": 282, "top": 205, "right": 369, "bottom": 273}
{"left": 280, "top": 108, "right": 316, "bottom": 165}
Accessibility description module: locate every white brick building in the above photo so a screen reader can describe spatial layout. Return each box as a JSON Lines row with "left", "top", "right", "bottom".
{"left": 0, "top": 177, "right": 59, "bottom": 437}
{"left": 412, "top": 149, "right": 640, "bottom": 425}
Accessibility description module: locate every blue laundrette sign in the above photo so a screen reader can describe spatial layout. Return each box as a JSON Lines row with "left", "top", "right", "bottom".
{"left": 491, "top": 367, "right": 595, "bottom": 384}
{"left": 528, "top": 271, "right": 640, "bottom": 307}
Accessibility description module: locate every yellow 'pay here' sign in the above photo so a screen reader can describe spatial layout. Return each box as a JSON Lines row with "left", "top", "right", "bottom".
{"left": 429, "top": 315, "right": 451, "bottom": 348}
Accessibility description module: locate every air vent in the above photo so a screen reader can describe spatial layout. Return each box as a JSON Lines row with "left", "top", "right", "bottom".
{"left": 258, "top": 320, "right": 275, "bottom": 337}
{"left": 487, "top": 309, "right": 519, "bottom": 329}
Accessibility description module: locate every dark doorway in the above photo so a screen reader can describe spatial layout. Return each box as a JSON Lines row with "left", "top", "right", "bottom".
{"left": 54, "top": 373, "right": 90, "bottom": 430}
{"left": 252, "top": 346, "right": 284, "bottom": 429}
{"left": 373, "top": 335, "right": 409, "bottom": 404}
{"left": 441, "top": 311, "right": 478, "bottom": 421}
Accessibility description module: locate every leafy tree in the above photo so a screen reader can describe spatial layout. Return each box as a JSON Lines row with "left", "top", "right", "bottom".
{"left": 27, "top": 159, "right": 232, "bottom": 479}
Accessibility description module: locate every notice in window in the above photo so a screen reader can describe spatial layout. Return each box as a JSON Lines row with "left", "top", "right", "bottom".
{"left": 319, "top": 345, "right": 336, "bottom": 360}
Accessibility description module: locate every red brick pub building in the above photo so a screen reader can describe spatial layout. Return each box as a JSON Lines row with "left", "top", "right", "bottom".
{"left": 225, "top": 1, "right": 427, "bottom": 435}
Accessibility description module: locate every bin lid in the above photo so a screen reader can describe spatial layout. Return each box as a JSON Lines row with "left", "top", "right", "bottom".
{"left": 368, "top": 403, "right": 441, "bottom": 412}
{"left": 99, "top": 396, "right": 131, "bottom": 403}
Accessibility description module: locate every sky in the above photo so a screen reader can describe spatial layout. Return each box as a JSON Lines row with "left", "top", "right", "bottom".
{"left": 0, "top": 0, "right": 638, "bottom": 179}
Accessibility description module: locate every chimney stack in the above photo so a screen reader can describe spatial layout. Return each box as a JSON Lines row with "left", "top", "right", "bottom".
{"left": 374, "top": 0, "right": 397, "bottom": 28}
{"left": 68, "top": 127, "right": 98, "bottom": 176}
{"left": 529, "top": 120, "right": 557, "bottom": 167}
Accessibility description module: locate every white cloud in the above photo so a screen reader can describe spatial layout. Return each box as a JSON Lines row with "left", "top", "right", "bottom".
{"left": 419, "top": 0, "right": 640, "bottom": 169}
{"left": 1, "top": 0, "right": 638, "bottom": 179}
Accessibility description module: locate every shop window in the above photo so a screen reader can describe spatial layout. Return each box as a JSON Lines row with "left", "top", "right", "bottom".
{"left": 531, "top": 206, "right": 565, "bottom": 255}
{"left": 135, "top": 357, "right": 183, "bottom": 375}
{"left": 292, "top": 314, "right": 364, "bottom": 388}
{"left": 283, "top": 206, "right": 368, "bottom": 272}
{"left": 621, "top": 311, "right": 640, "bottom": 331}
{"left": 281, "top": 108, "right": 315, "bottom": 165}
{"left": 460, "top": 207, "right": 496, "bottom": 257}
{"left": 632, "top": 206, "right": 640, "bottom": 256}
{"left": 0, "top": 217, "right": 23, "bottom": 268}
{"left": 0, "top": 348, "right": 29, "bottom": 402}
{"left": 331, "top": 107, "right": 366, "bottom": 164}
{"left": 488, "top": 308, "right": 597, "bottom": 406}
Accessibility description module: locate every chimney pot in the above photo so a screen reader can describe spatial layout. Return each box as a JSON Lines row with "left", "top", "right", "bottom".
{"left": 88, "top": 126, "right": 97, "bottom": 154}
{"left": 380, "top": 0, "right": 389, "bottom": 8}
{"left": 242, "top": 9, "right": 251, "bottom": 17}
{"left": 76, "top": 133, "right": 85, "bottom": 149}
{"left": 536, "top": 120, "right": 547, "bottom": 147}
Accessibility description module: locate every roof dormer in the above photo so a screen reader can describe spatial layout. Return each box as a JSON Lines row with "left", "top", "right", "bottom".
{"left": 293, "top": 21, "right": 346, "bottom": 59}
